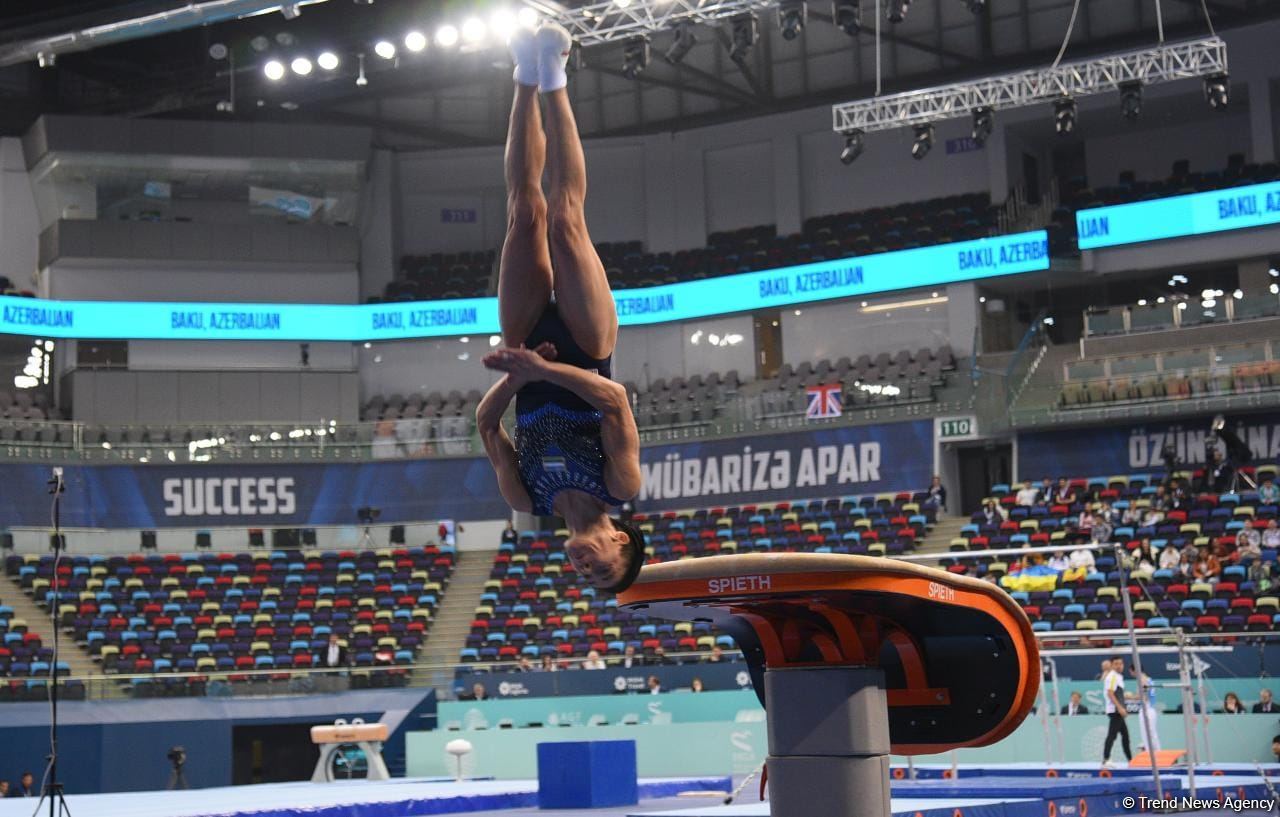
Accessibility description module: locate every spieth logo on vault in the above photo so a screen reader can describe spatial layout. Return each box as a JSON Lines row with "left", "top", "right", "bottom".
{"left": 162, "top": 477, "right": 297, "bottom": 517}
{"left": 707, "top": 575, "right": 772, "bottom": 594}
{"left": 927, "top": 581, "right": 956, "bottom": 602}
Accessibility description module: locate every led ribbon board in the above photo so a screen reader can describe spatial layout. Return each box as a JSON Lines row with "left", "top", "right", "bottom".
{"left": 1076, "top": 180, "right": 1280, "bottom": 250}
{"left": 0, "top": 231, "right": 1047, "bottom": 341}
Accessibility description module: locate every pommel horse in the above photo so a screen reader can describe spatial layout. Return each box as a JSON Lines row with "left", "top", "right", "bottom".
{"left": 617, "top": 553, "right": 1039, "bottom": 817}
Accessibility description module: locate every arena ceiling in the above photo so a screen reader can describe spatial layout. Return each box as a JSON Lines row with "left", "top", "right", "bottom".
{"left": 0, "top": 0, "right": 1275, "bottom": 148}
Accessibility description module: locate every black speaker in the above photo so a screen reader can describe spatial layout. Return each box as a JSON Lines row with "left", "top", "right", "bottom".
{"left": 140, "top": 531, "right": 157, "bottom": 551}
{"left": 248, "top": 529, "right": 265, "bottom": 548}
{"left": 195, "top": 531, "right": 212, "bottom": 549}
{"left": 301, "top": 528, "right": 318, "bottom": 546}
{"left": 389, "top": 525, "right": 406, "bottom": 545}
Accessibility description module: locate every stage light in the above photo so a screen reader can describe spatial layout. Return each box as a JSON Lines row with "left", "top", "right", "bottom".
{"left": 911, "top": 123, "right": 934, "bottom": 160}
{"left": 1053, "top": 96, "right": 1076, "bottom": 136}
{"left": 832, "top": 0, "right": 862, "bottom": 35}
{"left": 374, "top": 40, "right": 396, "bottom": 59}
{"left": 250, "top": 35, "right": 271, "bottom": 52}
{"left": 37, "top": 52, "right": 56, "bottom": 68}
{"left": 291, "top": 56, "right": 313, "bottom": 76}
{"left": 209, "top": 43, "right": 229, "bottom": 60}
{"left": 663, "top": 23, "right": 696, "bottom": 64}
{"left": 1204, "top": 73, "right": 1229, "bottom": 110}
{"left": 491, "top": 8, "right": 517, "bottom": 42}
{"left": 622, "top": 36, "right": 650, "bottom": 79}
{"left": 462, "top": 17, "right": 486, "bottom": 43}
{"left": 280, "top": 3, "right": 301, "bottom": 19}
{"left": 1271, "top": 283, "right": 1280, "bottom": 295}
{"left": 887, "top": 0, "right": 910, "bottom": 23}
{"left": 971, "top": 107, "right": 993, "bottom": 145}
{"left": 517, "top": 7, "right": 539, "bottom": 28}
{"left": 729, "top": 13, "right": 758, "bottom": 61}
{"left": 317, "top": 51, "right": 340, "bottom": 70}
{"left": 840, "top": 130, "right": 864, "bottom": 165}
{"left": 264, "top": 59, "right": 286, "bottom": 80}
{"left": 1119, "top": 81, "right": 1143, "bottom": 120}
{"left": 778, "top": 1, "right": 806, "bottom": 40}
{"left": 436, "top": 25, "right": 459, "bottom": 47}
{"left": 405, "top": 30, "right": 427, "bottom": 52}
{"left": 962, "top": 0, "right": 984, "bottom": 12}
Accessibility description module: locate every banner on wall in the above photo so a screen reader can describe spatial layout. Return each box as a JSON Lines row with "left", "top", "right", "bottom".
{"left": 635, "top": 420, "right": 934, "bottom": 512}
{"left": 0, "top": 461, "right": 508, "bottom": 529}
{"left": 0, "top": 230, "right": 1047, "bottom": 341}
{"left": 1076, "top": 180, "right": 1280, "bottom": 250}
{"left": 1016, "top": 412, "right": 1280, "bottom": 481}
{"left": 454, "top": 662, "right": 752, "bottom": 699}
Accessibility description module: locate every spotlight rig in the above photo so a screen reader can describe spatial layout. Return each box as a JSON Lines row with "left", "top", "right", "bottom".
{"left": 1203, "top": 73, "right": 1229, "bottom": 110}
{"left": 622, "top": 36, "right": 650, "bottom": 79}
{"left": 832, "top": 0, "right": 861, "bottom": 36}
{"left": 840, "top": 129, "right": 865, "bottom": 165}
{"left": 663, "top": 22, "right": 696, "bottom": 64}
{"left": 911, "top": 123, "right": 934, "bottom": 160}
{"left": 778, "top": 1, "right": 807, "bottom": 41}
{"left": 729, "top": 13, "right": 758, "bottom": 61}
{"left": 1054, "top": 96, "right": 1077, "bottom": 135}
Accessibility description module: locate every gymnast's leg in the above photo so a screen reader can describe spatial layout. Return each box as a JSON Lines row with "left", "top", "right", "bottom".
{"left": 537, "top": 25, "right": 618, "bottom": 361}
{"left": 498, "top": 32, "right": 553, "bottom": 348}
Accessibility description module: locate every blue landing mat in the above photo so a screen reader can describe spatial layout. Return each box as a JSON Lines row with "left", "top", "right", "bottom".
{"left": 0, "top": 776, "right": 731, "bottom": 817}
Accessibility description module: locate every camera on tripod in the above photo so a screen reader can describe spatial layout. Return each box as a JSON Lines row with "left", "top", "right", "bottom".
{"left": 357, "top": 506, "right": 381, "bottom": 525}
{"left": 167, "top": 746, "right": 186, "bottom": 769}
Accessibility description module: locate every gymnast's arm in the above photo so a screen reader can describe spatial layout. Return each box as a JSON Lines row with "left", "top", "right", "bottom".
{"left": 476, "top": 376, "right": 534, "bottom": 513}
{"left": 483, "top": 348, "right": 641, "bottom": 500}
{"left": 538, "top": 363, "right": 641, "bottom": 500}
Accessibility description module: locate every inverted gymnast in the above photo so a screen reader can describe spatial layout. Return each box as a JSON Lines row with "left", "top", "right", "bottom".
{"left": 477, "top": 22, "right": 646, "bottom": 593}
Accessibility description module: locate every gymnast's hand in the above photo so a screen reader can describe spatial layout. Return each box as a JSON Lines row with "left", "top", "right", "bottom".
{"left": 484, "top": 342, "right": 557, "bottom": 385}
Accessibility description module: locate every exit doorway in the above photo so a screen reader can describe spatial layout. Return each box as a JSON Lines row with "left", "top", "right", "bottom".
{"left": 955, "top": 442, "right": 1012, "bottom": 515}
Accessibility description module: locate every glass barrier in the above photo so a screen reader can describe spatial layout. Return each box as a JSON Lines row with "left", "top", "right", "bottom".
{"left": 1083, "top": 307, "right": 1126, "bottom": 336}
{"left": 0, "top": 379, "right": 952, "bottom": 462}
{"left": 1127, "top": 304, "right": 1176, "bottom": 333}
{"left": 1109, "top": 354, "right": 1159, "bottom": 377}
{"left": 1084, "top": 293, "right": 1280, "bottom": 337}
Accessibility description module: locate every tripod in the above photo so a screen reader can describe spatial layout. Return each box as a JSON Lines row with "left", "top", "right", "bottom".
{"left": 33, "top": 468, "right": 71, "bottom": 817}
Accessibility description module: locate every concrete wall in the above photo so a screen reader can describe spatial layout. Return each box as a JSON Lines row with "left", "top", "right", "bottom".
{"left": 0, "top": 137, "right": 39, "bottom": 289}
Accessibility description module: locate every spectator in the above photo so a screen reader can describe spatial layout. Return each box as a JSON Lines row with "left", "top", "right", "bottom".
{"left": 1158, "top": 543, "right": 1181, "bottom": 571}
{"left": 1061, "top": 691, "right": 1089, "bottom": 716}
{"left": 690, "top": 677, "right": 705, "bottom": 694}
{"left": 1169, "top": 479, "right": 1189, "bottom": 510}
{"left": 540, "top": 655, "right": 557, "bottom": 672}
{"left": 1192, "top": 546, "right": 1221, "bottom": 582}
{"left": 1248, "top": 559, "right": 1274, "bottom": 593}
{"left": 1237, "top": 526, "right": 1262, "bottom": 562}
{"left": 1151, "top": 484, "right": 1171, "bottom": 510}
{"left": 1207, "top": 449, "right": 1234, "bottom": 493}
{"left": 501, "top": 521, "right": 518, "bottom": 546}
{"left": 1090, "top": 513, "right": 1113, "bottom": 545}
{"left": 1253, "top": 689, "right": 1276, "bottom": 714}
{"left": 1096, "top": 501, "right": 1117, "bottom": 526}
{"left": 1273, "top": 735, "right": 1280, "bottom": 763}
{"left": 1056, "top": 480, "right": 1078, "bottom": 505}
{"left": 651, "top": 646, "right": 673, "bottom": 665}
{"left": 647, "top": 675, "right": 662, "bottom": 695}
{"left": 1121, "top": 504, "right": 1143, "bottom": 527}
{"left": 1128, "top": 544, "right": 1156, "bottom": 580}
{"left": 1067, "top": 546, "right": 1096, "bottom": 577}
{"left": 928, "top": 475, "right": 947, "bottom": 512}
{"left": 1102, "top": 658, "right": 1132, "bottom": 767}
{"left": 582, "top": 650, "right": 606, "bottom": 670}
{"left": 460, "top": 682, "right": 488, "bottom": 701}
{"left": 437, "top": 519, "right": 463, "bottom": 547}
{"left": 0, "top": 781, "right": 8, "bottom": 798}
{"left": 1260, "top": 477, "right": 1280, "bottom": 505}
{"left": 11, "top": 773, "right": 35, "bottom": 798}
{"left": 616, "top": 644, "right": 644, "bottom": 669}
{"left": 321, "top": 633, "right": 349, "bottom": 671}
{"left": 1048, "top": 551, "right": 1069, "bottom": 572}
{"left": 1039, "top": 477, "right": 1055, "bottom": 504}
{"left": 706, "top": 645, "right": 724, "bottom": 663}
{"left": 1076, "top": 510, "right": 1095, "bottom": 539}
{"left": 1262, "top": 519, "right": 1280, "bottom": 548}
{"left": 1222, "top": 691, "right": 1245, "bottom": 714}
{"left": 516, "top": 656, "right": 534, "bottom": 672}
{"left": 981, "top": 500, "right": 1005, "bottom": 526}
{"left": 1015, "top": 482, "right": 1040, "bottom": 507}
{"left": 1141, "top": 506, "right": 1164, "bottom": 528}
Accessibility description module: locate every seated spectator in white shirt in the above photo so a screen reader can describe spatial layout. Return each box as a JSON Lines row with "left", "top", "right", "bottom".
{"left": 1262, "top": 519, "right": 1280, "bottom": 548}
{"left": 1141, "top": 508, "right": 1164, "bottom": 528}
{"left": 1158, "top": 544, "right": 1181, "bottom": 571}
{"left": 1236, "top": 527, "right": 1262, "bottom": 562}
{"left": 1048, "top": 551, "right": 1069, "bottom": 572}
{"left": 1015, "top": 483, "right": 1041, "bottom": 507}
{"left": 581, "top": 649, "right": 606, "bottom": 670}
{"left": 1068, "top": 547, "right": 1096, "bottom": 572}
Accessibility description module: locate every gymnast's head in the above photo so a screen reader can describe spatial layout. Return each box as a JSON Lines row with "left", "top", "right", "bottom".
{"left": 565, "top": 516, "right": 646, "bottom": 592}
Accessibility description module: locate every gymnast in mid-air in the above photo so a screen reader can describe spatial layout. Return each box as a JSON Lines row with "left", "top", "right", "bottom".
{"left": 477, "top": 21, "right": 646, "bottom": 593}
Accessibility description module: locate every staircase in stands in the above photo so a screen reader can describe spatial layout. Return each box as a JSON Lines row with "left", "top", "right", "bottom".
{"left": 915, "top": 515, "right": 970, "bottom": 563}
{"left": 0, "top": 570, "right": 119, "bottom": 697}
{"left": 412, "top": 550, "right": 497, "bottom": 693}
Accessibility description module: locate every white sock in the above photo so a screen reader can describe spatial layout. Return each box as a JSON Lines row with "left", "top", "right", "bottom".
{"left": 510, "top": 27, "right": 538, "bottom": 87}
{"left": 535, "top": 23, "right": 572, "bottom": 92}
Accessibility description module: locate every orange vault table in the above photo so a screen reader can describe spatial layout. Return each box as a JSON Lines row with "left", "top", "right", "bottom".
{"left": 616, "top": 553, "right": 1040, "bottom": 817}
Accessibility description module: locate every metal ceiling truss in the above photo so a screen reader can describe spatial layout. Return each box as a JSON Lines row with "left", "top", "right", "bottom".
{"left": 524, "top": 0, "right": 781, "bottom": 47}
{"left": 831, "top": 35, "right": 1228, "bottom": 135}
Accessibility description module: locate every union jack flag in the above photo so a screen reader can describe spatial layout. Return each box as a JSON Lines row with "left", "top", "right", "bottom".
{"left": 805, "top": 383, "right": 843, "bottom": 419}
